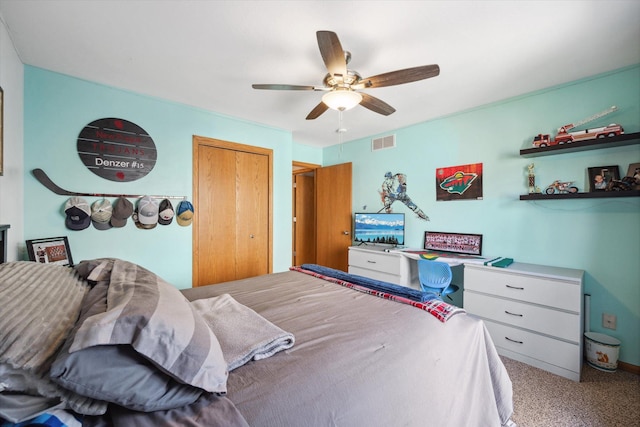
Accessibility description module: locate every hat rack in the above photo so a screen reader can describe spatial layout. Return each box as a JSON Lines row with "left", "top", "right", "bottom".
{"left": 32, "top": 169, "right": 187, "bottom": 200}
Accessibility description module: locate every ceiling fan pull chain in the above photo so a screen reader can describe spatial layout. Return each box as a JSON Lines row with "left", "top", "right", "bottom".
{"left": 337, "top": 110, "right": 344, "bottom": 146}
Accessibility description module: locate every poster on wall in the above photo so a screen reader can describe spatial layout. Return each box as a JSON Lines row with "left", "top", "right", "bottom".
{"left": 77, "top": 118, "right": 157, "bottom": 182}
{"left": 379, "top": 171, "right": 429, "bottom": 221}
{"left": 436, "top": 163, "right": 483, "bottom": 201}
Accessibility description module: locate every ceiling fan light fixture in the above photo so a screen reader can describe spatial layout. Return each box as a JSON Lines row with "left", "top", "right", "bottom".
{"left": 322, "top": 89, "right": 362, "bottom": 111}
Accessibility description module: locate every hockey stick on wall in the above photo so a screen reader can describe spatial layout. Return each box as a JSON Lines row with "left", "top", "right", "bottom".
{"left": 32, "top": 169, "right": 186, "bottom": 200}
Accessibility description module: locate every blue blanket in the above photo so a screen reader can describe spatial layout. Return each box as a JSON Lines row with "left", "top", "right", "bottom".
{"left": 300, "top": 264, "right": 437, "bottom": 302}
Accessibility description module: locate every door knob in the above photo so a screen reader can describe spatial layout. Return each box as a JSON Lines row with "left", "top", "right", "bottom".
{"left": 250, "top": 234, "right": 255, "bottom": 238}
{"left": 343, "top": 231, "right": 350, "bottom": 235}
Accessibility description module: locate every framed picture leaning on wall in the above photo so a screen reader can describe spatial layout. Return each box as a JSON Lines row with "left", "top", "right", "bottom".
{"left": 26, "top": 237, "right": 74, "bottom": 266}
{"left": 627, "top": 163, "right": 640, "bottom": 189}
{"left": 587, "top": 165, "right": 620, "bottom": 192}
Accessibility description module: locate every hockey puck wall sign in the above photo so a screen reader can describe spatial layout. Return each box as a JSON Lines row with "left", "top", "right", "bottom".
{"left": 77, "top": 118, "right": 157, "bottom": 182}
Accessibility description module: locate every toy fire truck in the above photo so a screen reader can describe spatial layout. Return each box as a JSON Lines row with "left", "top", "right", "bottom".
{"left": 532, "top": 106, "right": 624, "bottom": 148}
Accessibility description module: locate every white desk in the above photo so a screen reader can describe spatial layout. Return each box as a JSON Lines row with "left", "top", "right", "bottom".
{"left": 348, "top": 246, "right": 494, "bottom": 287}
{"left": 347, "top": 246, "right": 479, "bottom": 307}
{"left": 390, "top": 247, "right": 494, "bottom": 267}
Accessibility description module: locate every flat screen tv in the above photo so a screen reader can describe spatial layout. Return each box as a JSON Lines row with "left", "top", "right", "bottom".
{"left": 353, "top": 212, "right": 405, "bottom": 246}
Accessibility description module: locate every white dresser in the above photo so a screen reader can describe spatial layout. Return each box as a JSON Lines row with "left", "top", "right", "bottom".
{"left": 347, "top": 246, "right": 418, "bottom": 288}
{"left": 464, "top": 262, "right": 584, "bottom": 381}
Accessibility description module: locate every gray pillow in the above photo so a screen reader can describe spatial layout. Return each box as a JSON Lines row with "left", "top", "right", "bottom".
{"left": 50, "top": 282, "right": 203, "bottom": 412}
{"left": 69, "top": 259, "right": 228, "bottom": 393}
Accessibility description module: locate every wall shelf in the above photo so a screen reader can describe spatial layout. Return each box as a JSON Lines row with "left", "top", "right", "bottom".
{"left": 520, "top": 190, "right": 640, "bottom": 200}
{"left": 519, "top": 132, "right": 640, "bottom": 158}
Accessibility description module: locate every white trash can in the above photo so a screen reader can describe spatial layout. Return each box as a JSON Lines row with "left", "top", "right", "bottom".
{"left": 584, "top": 332, "right": 621, "bottom": 372}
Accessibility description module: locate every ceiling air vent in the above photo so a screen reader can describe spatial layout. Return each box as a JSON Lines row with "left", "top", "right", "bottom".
{"left": 371, "top": 135, "right": 396, "bottom": 151}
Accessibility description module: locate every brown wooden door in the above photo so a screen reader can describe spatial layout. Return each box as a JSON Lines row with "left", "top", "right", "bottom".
{"left": 193, "top": 136, "right": 272, "bottom": 287}
{"left": 293, "top": 173, "right": 316, "bottom": 266}
{"left": 315, "top": 162, "right": 352, "bottom": 271}
{"left": 235, "top": 150, "right": 269, "bottom": 279}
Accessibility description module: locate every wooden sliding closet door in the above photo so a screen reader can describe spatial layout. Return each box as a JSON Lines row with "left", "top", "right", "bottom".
{"left": 235, "top": 150, "right": 269, "bottom": 279}
{"left": 193, "top": 136, "right": 272, "bottom": 287}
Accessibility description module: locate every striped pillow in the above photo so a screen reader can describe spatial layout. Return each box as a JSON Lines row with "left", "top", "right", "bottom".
{"left": 70, "top": 259, "right": 228, "bottom": 393}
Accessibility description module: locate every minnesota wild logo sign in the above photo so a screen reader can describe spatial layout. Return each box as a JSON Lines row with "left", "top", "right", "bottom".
{"left": 436, "top": 163, "right": 483, "bottom": 201}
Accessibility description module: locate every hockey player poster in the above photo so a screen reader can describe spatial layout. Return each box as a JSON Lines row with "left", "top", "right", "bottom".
{"left": 436, "top": 163, "right": 483, "bottom": 201}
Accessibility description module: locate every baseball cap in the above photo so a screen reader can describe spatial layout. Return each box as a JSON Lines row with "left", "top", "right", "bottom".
{"left": 111, "top": 197, "right": 134, "bottom": 228}
{"left": 176, "top": 200, "right": 194, "bottom": 227}
{"left": 158, "top": 199, "right": 175, "bottom": 225}
{"left": 136, "top": 196, "right": 159, "bottom": 228}
{"left": 91, "top": 199, "right": 113, "bottom": 230}
{"left": 65, "top": 197, "right": 91, "bottom": 230}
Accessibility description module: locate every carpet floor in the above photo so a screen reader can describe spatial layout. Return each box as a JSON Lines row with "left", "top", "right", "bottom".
{"left": 501, "top": 356, "right": 640, "bottom": 427}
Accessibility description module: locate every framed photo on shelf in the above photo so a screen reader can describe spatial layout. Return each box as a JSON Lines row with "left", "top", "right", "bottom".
{"left": 627, "top": 163, "right": 640, "bottom": 180}
{"left": 587, "top": 166, "right": 620, "bottom": 192}
{"left": 25, "top": 236, "right": 74, "bottom": 266}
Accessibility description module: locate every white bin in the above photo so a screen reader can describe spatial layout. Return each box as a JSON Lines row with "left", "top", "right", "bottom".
{"left": 584, "top": 332, "right": 620, "bottom": 372}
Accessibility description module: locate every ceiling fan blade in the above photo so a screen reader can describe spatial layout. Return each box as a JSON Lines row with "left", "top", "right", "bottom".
{"left": 360, "top": 93, "right": 396, "bottom": 116}
{"left": 316, "top": 31, "right": 347, "bottom": 78}
{"left": 355, "top": 64, "right": 440, "bottom": 89}
{"left": 305, "top": 102, "right": 329, "bottom": 120}
{"left": 252, "top": 84, "right": 317, "bottom": 91}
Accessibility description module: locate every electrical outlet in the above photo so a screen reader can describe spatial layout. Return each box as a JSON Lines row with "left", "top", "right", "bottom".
{"left": 603, "top": 313, "right": 617, "bottom": 330}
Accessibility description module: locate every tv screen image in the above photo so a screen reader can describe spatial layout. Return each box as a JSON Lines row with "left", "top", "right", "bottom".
{"left": 353, "top": 212, "right": 405, "bottom": 246}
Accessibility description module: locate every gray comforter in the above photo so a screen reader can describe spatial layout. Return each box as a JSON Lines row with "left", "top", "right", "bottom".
{"left": 1, "top": 260, "right": 512, "bottom": 426}
{"left": 183, "top": 270, "right": 514, "bottom": 427}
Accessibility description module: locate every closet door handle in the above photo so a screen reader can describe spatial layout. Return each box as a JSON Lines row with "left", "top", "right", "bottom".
{"left": 505, "top": 310, "right": 523, "bottom": 317}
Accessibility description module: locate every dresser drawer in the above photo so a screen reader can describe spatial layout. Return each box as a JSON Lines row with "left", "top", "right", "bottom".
{"left": 465, "top": 266, "right": 581, "bottom": 312}
{"left": 348, "top": 266, "right": 400, "bottom": 284}
{"left": 348, "top": 249, "right": 401, "bottom": 275}
{"left": 483, "top": 319, "right": 581, "bottom": 374}
{"left": 465, "top": 291, "right": 581, "bottom": 343}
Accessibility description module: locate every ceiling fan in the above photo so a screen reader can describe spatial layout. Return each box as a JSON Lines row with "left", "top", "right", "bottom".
{"left": 252, "top": 31, "right": 440, "bottom": 120}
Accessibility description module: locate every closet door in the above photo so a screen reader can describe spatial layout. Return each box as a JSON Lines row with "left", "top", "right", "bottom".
{"left": 193, "top": 136, "right": 272, "bottom": 287}
{"left": 235, "top": 150, "right": 269, "bottom": 280}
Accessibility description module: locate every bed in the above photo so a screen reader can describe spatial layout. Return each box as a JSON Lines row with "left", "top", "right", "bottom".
{"left": 0, "top": 258, "right": 514, "bottom": 427}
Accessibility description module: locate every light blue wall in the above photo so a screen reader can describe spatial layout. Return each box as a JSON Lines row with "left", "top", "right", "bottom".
{"left": 24, "top": 66, "right": 293, "bottom": 288}
{"left": 292, "top": 142, "right": 323, "bottom": 165}
{"left": 23, "top": 63, "right": 639, "bottom": 365}
{"left": 324, "top": 65, "right": 640, "bottom": 365}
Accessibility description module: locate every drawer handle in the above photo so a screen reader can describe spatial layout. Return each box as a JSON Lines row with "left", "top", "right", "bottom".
{"left": 506, "top": 284, "right": 524, "bottom": 290}
{"left": 505, "top": 310, "right": 523, "bottom": 317}
{"left": 505, "top": 337, "right": 523, "bottom": 344}
{"left": 367, "top": 260, "right": 377, "bottom": 264}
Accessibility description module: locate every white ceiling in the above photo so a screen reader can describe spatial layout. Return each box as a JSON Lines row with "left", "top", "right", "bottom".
{"left": 1, "top": 0, "right": 639, "bottom": 148}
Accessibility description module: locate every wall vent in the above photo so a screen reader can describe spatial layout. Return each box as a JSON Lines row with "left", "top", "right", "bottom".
{"left": 371, "top": 135, "right": 396, "bottom": 151}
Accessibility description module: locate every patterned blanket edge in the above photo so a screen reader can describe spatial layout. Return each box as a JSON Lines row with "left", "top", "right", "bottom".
{"left": 290, "top": 266, "right": 466, "bottom": 322}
